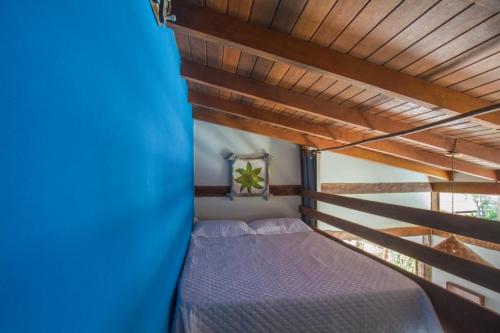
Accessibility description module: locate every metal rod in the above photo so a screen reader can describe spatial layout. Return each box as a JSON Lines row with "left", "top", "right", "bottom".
{"left": 318, "top": 102, "right": 500, "bottom": 152}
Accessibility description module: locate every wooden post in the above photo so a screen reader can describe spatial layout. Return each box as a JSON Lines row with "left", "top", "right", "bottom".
{"left": 425, "top": 191, "right": 441, "bottom": 280}
{"left": 431, "top": 191, "right": 440, "bottom": 212}
{"left": 300, "top": 147, "right": 318, "bottom": 227}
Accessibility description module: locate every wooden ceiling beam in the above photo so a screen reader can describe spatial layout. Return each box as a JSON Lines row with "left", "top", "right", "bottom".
{"left": 431, "top": 182, "right": 500, "bottom": 195}
{"left": 193, "top": 107, "right": 450, "bottom": 179}
{"left": 190, "top": 92, "right": 498, "bottom": 180}
{"left": 183, "top": 61, "right": 500, "bottom": 166}
{"left": 170, "top": 4, "right": 499, "bottom": 128}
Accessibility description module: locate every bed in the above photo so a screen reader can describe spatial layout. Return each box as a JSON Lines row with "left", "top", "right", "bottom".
{"left": 172, "top": 218, "right": 442, "bottom": 333}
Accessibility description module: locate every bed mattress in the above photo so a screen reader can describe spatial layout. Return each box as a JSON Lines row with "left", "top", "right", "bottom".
{"left": 172, "top": 231, "right": 442, "bottom": 333}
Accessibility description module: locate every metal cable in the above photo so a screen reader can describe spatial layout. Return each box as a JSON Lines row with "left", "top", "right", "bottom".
{"left": 318, "top": 102, "right": 500, "bottom": 152}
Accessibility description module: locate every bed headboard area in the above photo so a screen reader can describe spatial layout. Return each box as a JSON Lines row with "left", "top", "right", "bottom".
{"left": 194, "top": 120, "right": 302, "bottom": 221}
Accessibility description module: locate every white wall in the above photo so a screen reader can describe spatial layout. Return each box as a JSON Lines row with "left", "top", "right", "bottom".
{"left": 318, "top": 152, "right": 431, "bottom": 230}
{"left": 194, "top": 120, "right": 301, "bottom": 220}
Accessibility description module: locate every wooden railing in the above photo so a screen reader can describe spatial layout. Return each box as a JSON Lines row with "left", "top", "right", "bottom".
{"left": 300, "top": 190, "right": 500, "bottom": 331}
{"left": 302, "top": 190, "right": 500, "bottom": 243}
{"left": 301, "top": 206, "right": 500, "bottom": 292}
{"left": 315, "top": 228, "right": 500, "bottom": 333}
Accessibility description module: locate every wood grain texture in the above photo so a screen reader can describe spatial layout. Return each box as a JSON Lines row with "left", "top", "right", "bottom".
{"left": 169, "top": 4, "right": 499, "bottom": 128}
{"left": 402, "top": 13, "right": 500, "bottom": 77}
{"left": 290, "top": 0, "right": 338, "bottom": 41}
{"left": 270, "top": 0, "right": 308, "bottom": 34}
{"left": 367, "top": 0, "right": 472, "bottom": 65}
{"left": 329, "top": 0, "right": 401, "bottom": 53}
{"left": 384, "top": 5, "right": 494, "bottom": 72}
{"left": 249, "top": 0, "right": 280, "bottom": 27}
{"left": 349, "top": 0, "right": 438, "bottom": 60}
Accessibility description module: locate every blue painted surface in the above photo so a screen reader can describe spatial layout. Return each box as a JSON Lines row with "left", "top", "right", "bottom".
{"left": 0, "top": 1, "right": 193, "bottom": 332}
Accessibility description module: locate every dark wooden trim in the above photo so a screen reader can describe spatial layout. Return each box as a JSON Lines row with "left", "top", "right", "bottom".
{"left": 431, "top": 182, "right": 500, "bottom": 195}
{"left": 321, "top": 182, "right": 500, "bottom": 195}
{"left": 302, "top": 190, "right": 500, "bottom": 244}
{"left": 301, "top": 206, "right": 500, "bottom": 293}
{"left": 321, "top": 182, "right": 432, "bottom": 194}
{"left": 314, "top": 228, "right": 500, "bottom": 333}
{"left": 195, "top": 185, "right": 302, "bottom": 197}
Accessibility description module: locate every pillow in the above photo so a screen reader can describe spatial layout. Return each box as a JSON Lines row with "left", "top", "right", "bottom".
{"left": 192, "top": 220, "right": 256, "bottom": 238}
{"left": 248, "top": 217, "right": 311, "bottom": 235}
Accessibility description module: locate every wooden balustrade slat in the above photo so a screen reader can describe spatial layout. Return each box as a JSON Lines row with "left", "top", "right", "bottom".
{"left": 302, "top": 190, "right": 500, "bottom": 244}
{"left": 301, "top": 206, "right": 500, "bottom": 293}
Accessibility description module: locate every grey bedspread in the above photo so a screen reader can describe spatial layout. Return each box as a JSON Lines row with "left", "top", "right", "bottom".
{"left": 172, "top": 231, "right": 442, "bottom": 333}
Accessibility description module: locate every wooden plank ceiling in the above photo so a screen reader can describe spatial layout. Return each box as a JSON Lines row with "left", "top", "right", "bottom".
{"left": 169, "top": 0, "right": 500, "bottom": 180}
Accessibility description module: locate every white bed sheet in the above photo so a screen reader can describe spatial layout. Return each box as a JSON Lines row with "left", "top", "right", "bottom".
{"left": 172, "top": 230, "right": 442, "bottom": 333}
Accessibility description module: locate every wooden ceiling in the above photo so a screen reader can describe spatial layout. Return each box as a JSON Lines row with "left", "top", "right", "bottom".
{"left": 169, "top": 0, "right": 500, "bottom": 180}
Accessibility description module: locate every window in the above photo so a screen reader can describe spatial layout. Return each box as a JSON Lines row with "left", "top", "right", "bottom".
{"left": 344, "top": 239, "right": 423, "bottom": 275}
{"left": 440, "top": 193, "right": 499, "bottom": 221}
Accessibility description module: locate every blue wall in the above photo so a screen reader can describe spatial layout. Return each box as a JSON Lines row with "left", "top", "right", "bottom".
{"left": 0, "top": 1, "right": 193, "bottom": 332}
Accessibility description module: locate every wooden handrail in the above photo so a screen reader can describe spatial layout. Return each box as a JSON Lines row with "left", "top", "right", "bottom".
{"left": 302, "top": 190, "right": 500, "bottom": 244}
{"left": 301, "top": 206, "right": 500, "bottom": 293}
{"left": 314, "top": 228, "right": 500, "bottom": 333}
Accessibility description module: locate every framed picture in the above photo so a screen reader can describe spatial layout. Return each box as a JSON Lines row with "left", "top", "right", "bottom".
{"left": 446, "top": 281, "right": 485, "bottom": 306}
{"left": 227, "top": 152, "right": 271, "bottom": 200}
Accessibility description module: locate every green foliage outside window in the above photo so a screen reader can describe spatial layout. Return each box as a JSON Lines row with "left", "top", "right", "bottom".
{"left": 389, "top": 252, "right": 417, "bottom": 274}
{"left": 468, "top": 195, "right": 498, "bottom": 221}
{"left": 346, "top": 239, "right": 417, "bottom": 274}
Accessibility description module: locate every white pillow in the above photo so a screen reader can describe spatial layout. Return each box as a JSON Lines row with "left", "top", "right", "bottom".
{"left": 248, "top": 217, "right": 311, "bottom": 235}
{"left": 192, "top": 220, "right": 256, "bottom": 238}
